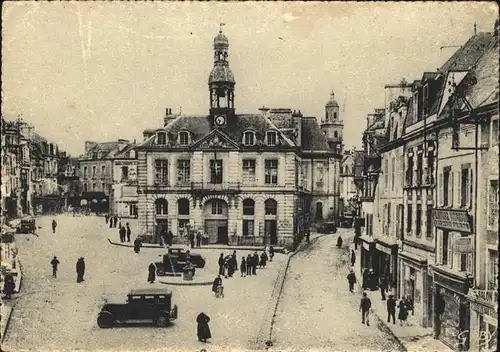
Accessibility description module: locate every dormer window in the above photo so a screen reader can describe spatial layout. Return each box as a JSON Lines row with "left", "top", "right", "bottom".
{"left": 156, "top": 132, "right": 167, "bottom": 145}
{"left": 178, "top": 131, "right": 190, "bottom": 146}
{"left": 266, "top": 131, "right": 277, "bottom": 146}
{"left": 243, "top": 131, "right": 255, "bottom": 146}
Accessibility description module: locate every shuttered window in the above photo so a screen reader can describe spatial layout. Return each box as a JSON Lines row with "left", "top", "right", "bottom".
{"left": 438, "top": 172, "right": 444, "bottom": 206}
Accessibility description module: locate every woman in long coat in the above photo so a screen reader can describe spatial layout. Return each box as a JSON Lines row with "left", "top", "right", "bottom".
{"left": 259, "top": 251, "right": 268, "bottom": 268}
{"left": 240, "top": 257, "right": 247, "bottom": 277}
{"left": 269, "top": 246, "right": 275, "bottom": 262}
{"left": 134, "top": 238, "right": 142, "bottom": 253}
{"left": 196, "top": 312, "right": 212, "bottom": 342}
{"left": 337, "top": 236, "right": 343, "bottom": 248}
{"left": 148, "top": 263, "right": 156, "bottom": 284}
{"left": 398, "top": 299, "right": 408, "bottom": 326}
{"left": 2, "top": 273, "right": 15, "bottom": 299}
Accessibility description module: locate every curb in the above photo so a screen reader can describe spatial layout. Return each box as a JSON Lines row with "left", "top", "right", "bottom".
{"left": 254, "top": 233, "right": 331, "bottom": 349}
{"left": 159, "top": 280, "right": 212, "bottom": 286}
{"left": 107, "top": 238, "right": 287, "bottom": 253}
{"left": 1, "top": 258, "right": 23, "bottom": 345}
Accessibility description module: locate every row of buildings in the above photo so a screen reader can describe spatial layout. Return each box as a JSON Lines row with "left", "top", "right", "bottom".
{"left": 352, "top": 23, "right": 498, "bottom": 351}
{"left": 1, "top": 117, "right": 79, "bottom": 223}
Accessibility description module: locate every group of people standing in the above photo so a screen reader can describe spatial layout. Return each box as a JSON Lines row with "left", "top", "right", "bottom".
{"left": 105, "top": 214, "right": 120, "bottom": 229}
{"left": 217, "top": 247, "right": 274, "bottom": 279}
{"left": 188, "top": 231, "right": 207, "bottom": 248}
{"left": 118, "top": 223, "right": 132, "bottom": 242}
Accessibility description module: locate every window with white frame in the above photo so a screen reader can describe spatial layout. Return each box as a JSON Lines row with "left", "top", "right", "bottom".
{"left": 177, "top": 160, "right": 190, "bottom": 184}
{"left": 83, "top": 166, "right": 88, "bottom": 179}
{"left": 488, "top": 180, "right": 499, "bottom": 229}
{"left": 211, "top": 200, "right": 224, "bottom": 215}
{"left": 242, "top": 159, "right": 256, "bottom": 183}
{"left": 243, "top": 131, "right": 255, "bottom": 146}
{"left": 155, "top": 160, "right": 169, "bottom": 185}
{"left": 101, "top": 165, "right": 106, "bottom": 178}
{"left": 92, "top": 166, "right": 97, "bottom": 178}
{"left": 266, "top": 131, "right": 277, "bottom": 146}
{"left": 178, "top": 131, "right": 189, "bottom": 146}
{"left": 265, "top": 159, "right": 278, "bottom": 185}
{"left": 442, "top": 230, "right": 450, "bottom": 265}
{"left": 488, "top": 249, "right": 498, "bottom": 289}
{"left": 155, "top": 198, "right": 168, "bottom": 215}
{"left": 156, "top": 132, "right": 167, "bottom": 145}
{"left": 243, "top": 219, "right": 254, "bottom": 236}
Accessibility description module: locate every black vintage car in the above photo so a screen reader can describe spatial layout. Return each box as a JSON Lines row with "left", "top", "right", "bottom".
{"left": 16, "top": 218, "right": 36, "bottom": 234}
{"left": 97, "top": 288, "right": 178, "bottom": 328}
{"left": 167, "top": 247, "right": 206, "bottom": 268}
{"left": 317, "top": 221, "right": 338, "bottom": 234}
{"left": 154, "top": 253, "right": 197, "bottom": 276}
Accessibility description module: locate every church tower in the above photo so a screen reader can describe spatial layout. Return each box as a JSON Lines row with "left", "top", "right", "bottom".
{"left": 320, "top": 90, "right": 344, "bottom": 152}
{"left": 208, "top": 26, "right": 235, "bottom": 128}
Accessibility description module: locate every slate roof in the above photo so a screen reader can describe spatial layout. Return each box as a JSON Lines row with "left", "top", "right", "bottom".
{"left": 300, "top": 117, "right": 330, "bottom": 150}
{"left": 80, "top": 141, "right": 120, "bottom": 160}
{"left": 114, "top": 143, "right": 137, "bottom": 158}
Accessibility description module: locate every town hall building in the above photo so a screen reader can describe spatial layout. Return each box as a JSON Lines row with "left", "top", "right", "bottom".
{"left": 135, "top": 28, "right": 342, "bottom": 249}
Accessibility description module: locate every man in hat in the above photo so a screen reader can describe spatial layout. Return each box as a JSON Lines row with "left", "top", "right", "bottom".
{"left": 387, "top": 293, "right": 397, "bottom": 324}
{"left": 50, "top": 256, "right": 60, "bottom": 278}
{"left": 347, "top": 268, "right": 357, "bottom": 293}
{"left": 76, "top": 257, "right": 85, "bottom": 283}
{"left": 126, "top": 222, "right": 132, "bottom": 242}
{"left": 359, "top": 291, "right": 372, "bottom": 326}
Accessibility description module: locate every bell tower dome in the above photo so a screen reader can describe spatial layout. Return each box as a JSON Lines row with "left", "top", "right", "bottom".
{"left": 320, "top": 90, "right": 344, "bottom": 152}
{"left": 208, "top": 25, "right": 235, "bottom": 126}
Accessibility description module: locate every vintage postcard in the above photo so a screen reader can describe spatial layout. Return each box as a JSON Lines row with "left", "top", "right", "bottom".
{"left": 1, "top": 1, "right": 498, "bottom": 351}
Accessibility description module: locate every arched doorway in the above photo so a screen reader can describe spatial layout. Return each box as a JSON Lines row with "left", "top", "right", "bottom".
{"left": 155, "top": 198, "right": 168, "bottom": 243}
{"left": 264, "top": 199, "right": 278, "bottom": 245}
{"left": 315, "top": 201, "right": 323, "bottom": 221}
{"left": 204, "top": 199, "right": 228, "bottom": 244}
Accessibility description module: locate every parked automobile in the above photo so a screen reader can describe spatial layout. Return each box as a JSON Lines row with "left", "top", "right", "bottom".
{"left": 339, "top": 217, "right": 354, "bottom": 228}
{"left": 167, "top": 247, "right": 206, "bottom": 268}
{"left": 16, "top": 218, "right": 36, "bottom": 234}
{"left": 317, "top": 221, "right": 338, "bottom": 234}
{"left": 97, "top": 288, "right": 178, "bottom": 328}
{"left": 154, "top": 253, "right": 197, "bottom": 276}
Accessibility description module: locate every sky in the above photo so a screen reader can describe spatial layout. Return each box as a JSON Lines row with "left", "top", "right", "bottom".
{"left": 2, "top": 1, "right": 498, "bottom": 156}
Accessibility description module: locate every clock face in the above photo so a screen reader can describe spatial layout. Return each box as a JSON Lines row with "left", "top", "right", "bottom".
{"left": 214, "top": 115, "right": 226, "bottom": 126}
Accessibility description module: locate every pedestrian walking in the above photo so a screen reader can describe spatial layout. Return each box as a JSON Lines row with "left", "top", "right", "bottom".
{"left": 51, "top": 256, "right": 60, "bottom": 278}
{"left": 404, "top": 295, "right": 414, "bottom": 316}
{"left": 109, "top": 216, "right": 113, "bottom": 228}
{"left": 398, "top": 299, "right": 408, "bottom": 326}
{"left": 240, "top": 257, "right": 247, "bottom": 277}
{"left": 126, "top": 223, "right": 131, "bottom": 242}
{"left": 231, "top": 251, "right": 238, "bottom": 271}
{"left": 350, "top": 249, "right": 356, "bottom": 267}
{"left": 347, "top": 269, "right": 357, "bottom": 293}
{"left": 148, "top": 263, "right": 156, "bottom": 283}
{"left": 227, "top": 256, "right": 235, "bottom": 277}
{"left": 252, "top": 251, "right": 259, "bottom": 275}
{"left": 218, "top": 253, "right": 225, "bottom": 276}
{"left": 379, "top": 275, "right": 387, "bottom": 301}
{"left": 105, "top": 214, "right": 109, "bottom": 224}
{"left": 305, "top": 229, "right": 310, "bottom": 243}
{"left": 167, "top": 230, "right": 174, "bottom": 247}
{"left": 118, "top": 218, "right": 122, "bottom": 229}
{"left": 387, "top": 294, "right": 396, "bottom": 324}
{"left": 259, "top": 251, "right": 268, "bottom": 268}
{"left": 337, "top": 235, "right": 343, "bottom": 248}
{"left": 119, "top": 226, "right": 126, "bottom": 242}
{"left": 359, "top": 291, "right": 372, "bottom": 326}
{"left": 113, "top": 216, "right": 118, "bottom": 228}
{"left": 212, "top": 275, "right": 222, "bottom": 296}
{"left": 189, "top": 231, "right": 195, "bottom": 248}
{"left": 269, "top": 246, "right": 275, "bottom": 262}
{"left": 52, "top": 219, "right": 57, "bottom": 233}
{"left": 196, "top": 232, "right": 202, "bottom": 247}
{"left": 76, "top": 257, "right": 85, "bottom": 283}
{"left": 246, "top": 254, "right": 253, "bottom": 276}
{"left": 2, "top": 273, "right": 15, "bottom": 299}
{"left": 133, "top": 237, "right": 142, "bottom": 253}
{"left": 196, "top": 312, "right": 212, "bottom": 343}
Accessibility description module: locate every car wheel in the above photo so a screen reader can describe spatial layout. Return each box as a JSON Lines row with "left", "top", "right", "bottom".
{"left": 156, "top": 267, "right": 165, "bottom": 276}
{"left": 97, "top": 312, "right": 113, "bottom": 328}
{"left": 199, "top": 259, "right": 206, "bottom": 268}
{"left": 156, "top": 314, "right": 169, "bottom": 327}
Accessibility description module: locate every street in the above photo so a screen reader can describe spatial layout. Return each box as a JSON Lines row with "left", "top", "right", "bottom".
{"left": 2, "top": 215, "right": 286, "bottom": 351}
{"left": 270, "top": 229, "right": 402, "bottom": 351}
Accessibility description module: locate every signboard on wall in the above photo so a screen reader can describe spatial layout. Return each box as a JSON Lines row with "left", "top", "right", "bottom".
{"left": 453, "top": 237, "right": 473, "bottom": 253}
{"left": 433, "top": 209, "right": 472, "bottom": 233}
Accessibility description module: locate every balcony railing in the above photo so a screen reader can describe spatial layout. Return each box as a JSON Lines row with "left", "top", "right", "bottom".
{"left": 191, "top": 182, "right": 241, "bottom": 192}
{"left": 469, "top": 289, "right": 498, "bottom": 307}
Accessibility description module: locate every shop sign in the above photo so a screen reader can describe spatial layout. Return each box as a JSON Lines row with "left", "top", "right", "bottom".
{"left": 453, "top": 237, "right": 473, "bottom": 253}
{"left": 433, "top": 209, "right": 472, "bottom": 233}
{"left": 376, "top": 243, "right": 392, "bottom": 255}
{"left": 363, "top": 242, "right": 371, "bottom": 251}
{"left": 470, "top": 301, "right": 497, "bottom": 318}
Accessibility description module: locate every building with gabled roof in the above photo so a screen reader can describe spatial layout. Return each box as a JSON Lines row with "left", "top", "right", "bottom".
{"left": 134, "top": 29, "right": 342, "bottom": 249}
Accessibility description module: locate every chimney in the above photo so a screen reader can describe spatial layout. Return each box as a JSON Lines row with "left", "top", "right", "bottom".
{"left": 164, "top": 107, "right": 177, "bottom": 127}
{"left": 117, "top": 139, "right": 129, "bottom": 151}
{"left": 84, "top": 141, "right": 97, "bottom": 153}
{"left": 259, "top": 106, "right": 270, "bottom": 116}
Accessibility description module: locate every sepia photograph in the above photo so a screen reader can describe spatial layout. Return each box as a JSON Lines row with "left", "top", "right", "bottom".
{"left": 1, "top": 1, "right": 498, "bottom": 351}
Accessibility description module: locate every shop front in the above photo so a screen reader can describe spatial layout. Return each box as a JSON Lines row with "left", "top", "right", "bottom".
{"left": 399, "top": 250, "right": 430, "bottom": 326}
{"left": 432, "top": 266, "right": 471, "bottom": 351}
{"left": 359, "top": 236, "right": 377, "bottom": 278}
{"left": 468, "top": 289, "right": 498, "bottom": 351}
{"left": 375, "top": 238, "right": 398, "bottom": 292}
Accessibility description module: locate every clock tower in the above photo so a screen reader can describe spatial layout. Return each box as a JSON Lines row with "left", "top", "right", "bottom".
{"left": 208, "top": 26, "right": 235, "bottom": 127}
